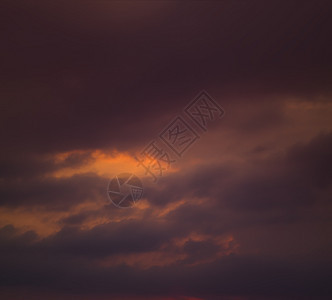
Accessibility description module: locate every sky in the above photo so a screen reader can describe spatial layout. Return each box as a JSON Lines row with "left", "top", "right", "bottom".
{"left": 1, "top": 1, "right": 332, "bottom": 299}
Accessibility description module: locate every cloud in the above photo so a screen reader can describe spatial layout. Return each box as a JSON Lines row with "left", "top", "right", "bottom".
{"left": 0, "top": 151, "right": 94, "bottom": 179}
{"left": 0, "top": 172, "right": 107, "bottom": 209}
{"left": 0, "top": 223, "right": 331, "bottom": 299}
{"left": 1, "top": 1, "right": 332, "bottom": 155}
{"left": 1, "top": 1, "right": 332, "bottom": 299}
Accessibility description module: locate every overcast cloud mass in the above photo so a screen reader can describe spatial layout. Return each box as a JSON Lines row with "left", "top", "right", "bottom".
{"left": 1, "top": 1, "right": 332, "bottom": 299}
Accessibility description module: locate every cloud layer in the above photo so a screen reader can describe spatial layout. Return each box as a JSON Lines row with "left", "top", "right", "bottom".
{"left": 1, "top": 1, "right": 332, "bottom": 299}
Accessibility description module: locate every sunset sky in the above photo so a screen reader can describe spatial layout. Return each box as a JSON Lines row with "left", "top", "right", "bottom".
{"left": 1, "top": 1, "right": 332, "bottom": 299}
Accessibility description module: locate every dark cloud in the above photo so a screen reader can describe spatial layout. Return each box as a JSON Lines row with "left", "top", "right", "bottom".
{"left": 1, "top": 1, "right": 332, "bottom": 299}
{"left": 59, "top": 209, "right": 97, "bottom": 226}
{"left": 1, "top": 0, "right": 332, "bottom": 155}
{"left": 150, "top": 132, "right": 332, "bottom": 210}
{"left": 40, "top": 220, "right": 180, "bottom": 258}
{"left": 181, "top": 239, "right": 222, "bottom": 264}
{"left": 0, "top": 151, "right": 94, "bottom": 179}
{"left": 0, "top": 172, "right": 106, "bottom": 209}
{"left": 286, "top": 132, "right": 332, "bottom": 187}
{"left": 0, "top": 223, "right": 331, "bottom": 299}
